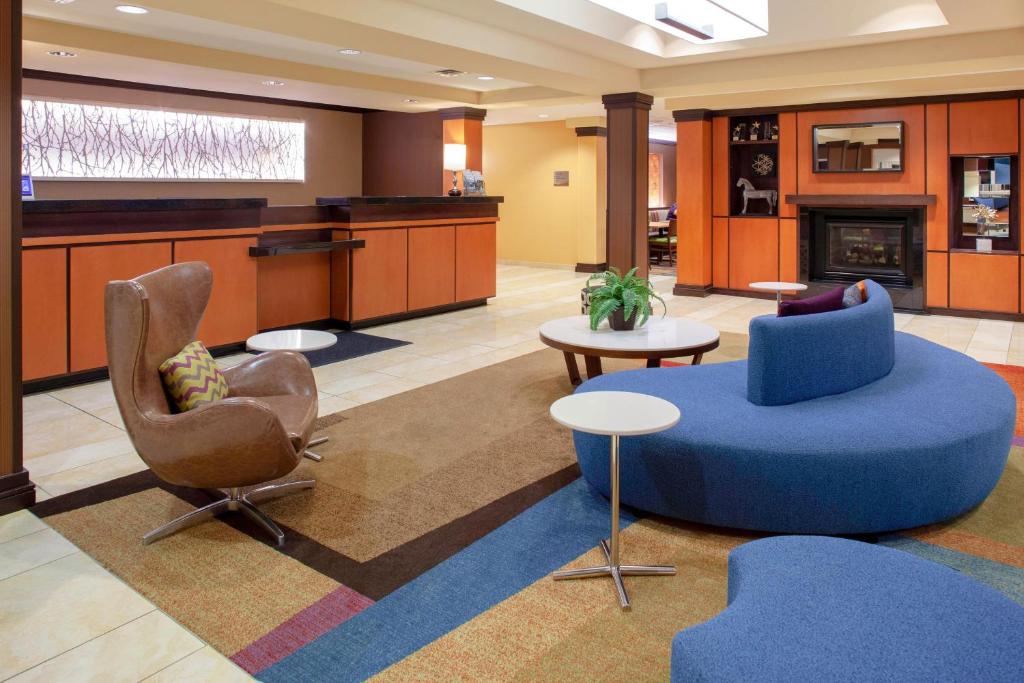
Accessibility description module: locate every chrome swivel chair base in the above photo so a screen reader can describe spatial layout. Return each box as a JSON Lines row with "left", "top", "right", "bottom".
{"left": 304, "top": 436, "right": 329, "bottom": 462}
{"left": 553, "top": 539, "right": 675, "bottom": 610}
{"left": 142, "top": 479, "right": 315, "bottom": 547}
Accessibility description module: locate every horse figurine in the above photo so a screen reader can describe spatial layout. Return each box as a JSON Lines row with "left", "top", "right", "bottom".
{"left": 736, "top": 177, "right": 777, "bottom": 214}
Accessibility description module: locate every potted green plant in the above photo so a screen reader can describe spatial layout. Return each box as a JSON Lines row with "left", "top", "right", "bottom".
{"left": 586, "top": 267, "right": 666, "bottom": 331}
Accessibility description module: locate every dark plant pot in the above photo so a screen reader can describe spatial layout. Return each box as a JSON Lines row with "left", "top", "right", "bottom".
{"left": 608, "top": 307, "right": 639, "bottom": 331}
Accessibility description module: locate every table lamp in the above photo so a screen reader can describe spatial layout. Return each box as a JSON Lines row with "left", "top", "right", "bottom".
{"left": 443, "top": 143, "right": 467, "bottom": 196}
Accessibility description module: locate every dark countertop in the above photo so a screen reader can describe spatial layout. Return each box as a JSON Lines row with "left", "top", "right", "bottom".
{"left": 22, "top": 198, "right": 268, "bottom": 214}
{"left": 316, "top": 195, "right": 504, "bottom": 206}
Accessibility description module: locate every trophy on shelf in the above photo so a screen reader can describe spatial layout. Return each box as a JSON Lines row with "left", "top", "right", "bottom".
{"left": 732, "top": 122, "right": 746, "bottom": 141}
{"left": 749, "top": 121, "right": 761, "bottom": 141}
{"left": 770, "top": 122, "right": 779, "bottom": 140}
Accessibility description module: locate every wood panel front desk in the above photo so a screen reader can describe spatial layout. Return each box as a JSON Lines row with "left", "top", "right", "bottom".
{"left": 22, "top": 196, "right": 502, "bottom": 389}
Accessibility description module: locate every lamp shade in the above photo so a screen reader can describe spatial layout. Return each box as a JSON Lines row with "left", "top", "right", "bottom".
{"left": 443, "top": 143, "right": 467, "bottom": 172}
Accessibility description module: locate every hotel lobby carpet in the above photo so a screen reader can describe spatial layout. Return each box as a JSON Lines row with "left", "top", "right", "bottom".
{"left": 30, "top": 334, "right": 1023, "bottom": 681}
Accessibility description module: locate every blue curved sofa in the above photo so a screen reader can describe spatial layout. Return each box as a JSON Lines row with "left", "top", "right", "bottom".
{"left": 574, "top": 281, "right": 1015, "bottom": 533}
{"left": 671, "top": 536, "right": 1024, "bottom": 682}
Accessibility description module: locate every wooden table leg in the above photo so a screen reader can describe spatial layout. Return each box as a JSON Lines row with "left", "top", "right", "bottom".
{"left": 563, "top": 352, "right": 582, "bottom": 386}
{"left": 584, "top": 355, "right": 603, "bottom": 379}
{"left": 691, "top": 352, "right": 704, "bottom": 366}
{"left": 646, "top": 358, "right": 661, "bottom": 369}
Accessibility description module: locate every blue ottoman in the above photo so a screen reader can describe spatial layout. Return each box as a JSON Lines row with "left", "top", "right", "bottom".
{"left": 672, "top": 536, "right": 1024, "bottom": 682}
{"left": 573, "top": 281, "right": 1015, "bottom": 534}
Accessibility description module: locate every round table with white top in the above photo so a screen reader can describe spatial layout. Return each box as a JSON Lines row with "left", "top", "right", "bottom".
{"left": 748, "top": 281, "right": 808, "bottom": 307}
{"left": 539, "top": 315, "right": 719, "bottom": 386}
{"left": 246, "top": 329, "right": 338, "bottom": 461}
{"left": 549, "top": 390, "right": 681, "bottom": 609}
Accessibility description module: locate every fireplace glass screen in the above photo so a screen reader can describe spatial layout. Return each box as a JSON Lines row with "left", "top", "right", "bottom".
{"left": 824, "top": 221, "right": 908, "bottom": 284}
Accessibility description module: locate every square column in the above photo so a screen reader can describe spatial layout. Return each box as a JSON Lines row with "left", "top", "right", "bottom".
{"left": 673, "top": 109, "right": 714, "bottom": 296}
{"left": 603, "top": 92, "right": 653, "bottom": 278}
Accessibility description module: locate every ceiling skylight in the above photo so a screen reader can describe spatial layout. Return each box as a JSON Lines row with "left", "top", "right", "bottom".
{"left": 587, "top": 0, "right": 768, "bottom": 43}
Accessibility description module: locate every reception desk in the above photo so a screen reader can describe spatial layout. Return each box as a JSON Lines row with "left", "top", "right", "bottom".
{"left": 22, "top": 195, "right": 502, "bottom": 389}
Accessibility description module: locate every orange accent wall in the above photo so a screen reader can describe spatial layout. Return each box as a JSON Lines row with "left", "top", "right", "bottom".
{"left": 778, "top": 112, "right": 797, "bottom": 218}
{"left": 408, "top": 226, "right": 456, "bottom": 310}
{"left": 779, "top": 218, "right": 798, "bottom": 282}
{"left": 925, "top": 103, "right": 949, "bottom": 252}
{"left": 677, "top": 118, "right": 713, "bottom": 287}
{"left": 796, "top": 105, "right": 925, "bottom": 195}
{"left": 351, "top": 228, "right": 408, "bottom": 321}
{"left": 949, "top": 99, "right": 1019, "bottom": 155}
{"left": 949, "top": 252, "right": 1018, "bottom": 313}
{"left": 712, "top": 217, "right": 729, "bottom": 288}
{"left": 729, "top": 218, "right": 779, "bottom": 290}
{"left": 712, "top": 116, "right": 729, "bottom": 217}
{"left": 926, "top": 252, "right": 948, "bottom": 309}
{"left": 455, "top": 223, "right": 497, "bottom": 301}
{"left": 70, "top": 242, "right": 171, "bottom": 372}
{"left": 442, "top": 117, "right": 483, "bottom": 194}
{"left": 257, "top": 253, "right": 331, "bottom": 330}
{"left": 22, "top": 248, "right": 67, "bottom": 380}
{"left": 173, "top": 237, "right": 257, "bottom": 347}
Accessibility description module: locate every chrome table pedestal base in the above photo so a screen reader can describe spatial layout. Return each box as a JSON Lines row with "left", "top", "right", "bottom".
{"left": 304, "top": 436, "right": 328, "bottom": 462}
{"left": 551, "top": 433, "right": 675, "bottom": 609}
{"left": 142, "top": 480, "right": 315, "bottom": 547}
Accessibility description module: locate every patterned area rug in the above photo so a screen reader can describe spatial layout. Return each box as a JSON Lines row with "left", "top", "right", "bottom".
{"left": 31, "top": 333, "right": 1023, "bottom": 681}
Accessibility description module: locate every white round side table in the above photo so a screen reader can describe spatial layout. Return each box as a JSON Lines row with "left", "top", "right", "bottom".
{"left": 549, "top": 390, "right": 681, "bottom": 610}
{"left": 748, "top": 281, "right": 808, "bottom": 307}
{"left": 246, "top": 329, "right": 338, "bottom": 462}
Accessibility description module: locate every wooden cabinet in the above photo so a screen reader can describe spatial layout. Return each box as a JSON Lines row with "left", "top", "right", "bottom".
{"left": 351, "top": 228, "right": 408, "bottom": 321}
{"left": 712, "top": 217, "right": 729, "bottom": 288}
{"left": 330, "top": 229, "right": 351, "bottom": 322}
{"left": 455, "top": 223, "right": 497, "bottom": 301}
{"left": 408, "top": 226, "right": 455, "bottom": 311}
{"left": 779, "top": 218, "right": 798, "bottom": 282}
{"left": 257, "top": 252, "right": 331, "bottom": 330}
{"left": 926, "top": 252, "right": 949, "bottom": 309}
{"left": 949, "top": 99, "right": 1019, "bottom": 155}
{"left": 22, "top": 248, "right": 67, "bottom": 380}
{"left": 949, "top": 252, "right": 1018, "bottom": 313}
{"left": 174, "top": 237, "right": 257, "bottom": 347}
{"left": 70, "top": 242, "right": 172, "bottom": 372}
{"left": 728, "top": 218, "right": 779, "bottom": 290}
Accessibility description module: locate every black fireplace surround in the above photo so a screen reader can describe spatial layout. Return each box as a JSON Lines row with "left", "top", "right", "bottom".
{"left": 799, "top": 207, "right": 924, "bottom": 310}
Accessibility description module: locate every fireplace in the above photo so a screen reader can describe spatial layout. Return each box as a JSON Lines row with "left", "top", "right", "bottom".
{"left": 800, "top": 206, "right": 923, "bottom": 309}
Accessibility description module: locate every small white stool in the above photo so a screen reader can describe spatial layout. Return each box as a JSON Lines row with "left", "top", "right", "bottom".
{"left": 748, "top": 281, "right": 808, "bottom": 307}
{"left": 549, "top": 390, "right": 681, "bottom": 609}
{"left": 246, "top": 329, "right": 338, "bottom": 462}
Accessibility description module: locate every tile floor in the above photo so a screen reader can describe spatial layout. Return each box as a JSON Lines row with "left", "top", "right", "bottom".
{"left": 3, "top": 263, "right": 1022, "bottom": 680}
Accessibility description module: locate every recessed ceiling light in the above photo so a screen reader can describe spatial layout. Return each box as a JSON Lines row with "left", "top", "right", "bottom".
{"left": 537, "top": 114, "right": 550, "bottom": 118}
{"left": 261, "top": 80, "right": 285, "bottom": 86}
{"left": 50, "top": 0, "right": 77, "bottom": 5}
{"left": 115, "top": 5, "right": 149, "bottom": 14}
{"left": 477, "top": 75, "right": 495, "bottom": 81}
{"left": 403, "top": 98, "right": 419, "bottom": 104}
{"left": 337, "top": 48, "right": 361, "bottom": 55}
{"left": 47, "top": 50, "right": 76, "bottom": 58}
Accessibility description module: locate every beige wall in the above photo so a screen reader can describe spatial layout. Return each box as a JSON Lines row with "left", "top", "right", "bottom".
{"left": 649, "top": 140, "right": 676, "bottom": 207}
{"left": 485, "top": 120, "right": 605, "bottom": 267}
{"left": 22, "top": 78, "right": 362, "bottom": 206}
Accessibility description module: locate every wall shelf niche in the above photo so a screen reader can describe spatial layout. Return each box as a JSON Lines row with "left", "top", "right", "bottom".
{"left": 729, "top": 114, "right": 780, "bottom": 217}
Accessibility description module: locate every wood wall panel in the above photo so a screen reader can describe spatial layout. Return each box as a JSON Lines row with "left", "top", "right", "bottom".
{"left": 949, "top": 252, "right": 1018, "bottom": 313}
{"left": 796, "top": 105, "right": 926, "bottom": 195}
{"left": 70, "top": 242, "right": 171, "bottom": 371}
{"left": 712, "top": 217, "right": 729, "bottom": 288}
{"left": 728, "top": 217, "right": 779, "bottom": 290}
{"left": 949, "top": 99, "right": 1019, "bottom": 155}
{"left": 22, "top": 248, "right": 66, "bottom": 380}
{"left": 442, "top": 117, "right": 483, "bottom": 194}
{"left": 351, "top": 228, "right": 408, "bottom": 321}
{"left": 455, "top": 223, "right": 497, "bottom": 301}
{"left": 778, "top": 112, "right": 797, "bottom": 219}
{"left": 173, "top": 237, "right": 257, "bottom": 347}
{"left": 925, "top": 103, "right": 949, "bottom": 252}
{"left": 779, "top": 218, "right": 798, "bottom": 282}
{"left": 257, "top": 252, "right": 331, "bottom": 330}
{"left": 926, "top": 252, "right": 948, "bottom": 309}
{"left": 362, "top": 111, "right": 442, "bottom": 196}
{"left": 677, "top": 118, "right": 713, "bottom": 287}
{"left": 408, "top": 226, "right": 455, "bottom": 310}
{"left": 330, "top": 229, "right": 351, "bottom": 321}
{"left": 712, "top": 116, "right": 729, "bottom": 217}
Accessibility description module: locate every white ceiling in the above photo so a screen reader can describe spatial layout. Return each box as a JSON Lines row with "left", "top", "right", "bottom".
{"left": 21, "top": 0, "right": 1024, "bottom": 133}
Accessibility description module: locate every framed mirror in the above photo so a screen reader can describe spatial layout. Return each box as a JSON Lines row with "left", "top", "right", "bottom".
{"left": 813, "top": 122, "right": 903, "bottom": 173}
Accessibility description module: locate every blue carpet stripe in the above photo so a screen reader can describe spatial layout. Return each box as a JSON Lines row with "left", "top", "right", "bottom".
{"left": 258, "top": 479, "right": 634, "bottom": 682}
{"left": 880, "top": 535, "right": 1024, "bottom": 606}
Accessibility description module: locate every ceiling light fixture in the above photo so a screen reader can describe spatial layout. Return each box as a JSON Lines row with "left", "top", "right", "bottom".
{"left": 337, "top": 48, "right": 361, "bottom": 55}
{"left": 477, "top": 75, "right": 495, "bottom": 81}
{"left": 537, "top": 114, "right": 550, "bottom": 118}
{"left": 404, "top": 98, "right": 419, "bottom": 103}
{"left": 50, "top": 0, "right": 77, "bottom": 5}
{"left": 261, "top": 80, "right": 285, "bottom": 86}
{"left": 115, "top": 5, "right": 149, "bottom": 14}
{"left": 434, "top": 69, "right": 464, "bottom": 78}
{"left": 47, "top": 50, "right": 76, "bottom": 58}
{"left": 653, "top": 1, "right": 767, "bottom": 42}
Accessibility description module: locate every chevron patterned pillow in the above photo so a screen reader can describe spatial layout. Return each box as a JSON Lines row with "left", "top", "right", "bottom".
{"left": 158, "top": 341, "right": 229, "bottom": 412}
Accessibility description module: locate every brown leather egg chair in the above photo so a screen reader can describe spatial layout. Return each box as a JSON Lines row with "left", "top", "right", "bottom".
{"left": 104, "top": 261, "right": 317, "bottom": 546}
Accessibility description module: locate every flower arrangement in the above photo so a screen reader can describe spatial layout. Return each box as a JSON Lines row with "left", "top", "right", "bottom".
{"left": 971, "top": 203, "right": 998, "bottom": 222}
